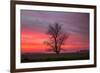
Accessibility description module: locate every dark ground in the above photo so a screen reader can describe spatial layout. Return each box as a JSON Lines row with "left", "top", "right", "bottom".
{"left": 21, "top": 50, "right": 89, "bottom": 63}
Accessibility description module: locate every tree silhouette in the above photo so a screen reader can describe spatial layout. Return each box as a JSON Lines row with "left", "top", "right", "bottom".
{"left": 45, "top": 23, "right": 69, "bottom": 55}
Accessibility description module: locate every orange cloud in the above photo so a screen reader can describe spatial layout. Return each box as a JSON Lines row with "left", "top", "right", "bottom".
{"left": 21, "top": 30, "right": 89, "bottom": 53}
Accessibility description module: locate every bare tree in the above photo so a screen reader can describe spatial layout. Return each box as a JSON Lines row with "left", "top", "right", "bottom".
{"left": 45, "top": 23, "right": 69, "bottom": 55}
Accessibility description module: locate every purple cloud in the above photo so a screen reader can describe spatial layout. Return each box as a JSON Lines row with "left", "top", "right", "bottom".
{"left": 21, "top": 9, "right": 89, "bottom": 36}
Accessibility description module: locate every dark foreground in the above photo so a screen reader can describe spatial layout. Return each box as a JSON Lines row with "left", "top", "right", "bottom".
{"left": 21, "top": 51, "right": 89, "bottom": 63}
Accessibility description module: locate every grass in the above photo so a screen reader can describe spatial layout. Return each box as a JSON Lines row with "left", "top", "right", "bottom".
{"left": 21, "top": 51, "right": 89, "bottom": 63}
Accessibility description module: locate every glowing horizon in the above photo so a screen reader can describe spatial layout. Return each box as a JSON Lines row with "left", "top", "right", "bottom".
{"left": 21, "top": 29, "right": 89, "bottom": 53}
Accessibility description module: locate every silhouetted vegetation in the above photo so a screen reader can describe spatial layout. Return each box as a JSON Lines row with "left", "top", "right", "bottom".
{"left": 44, "top": 23, "right": 69, "bottom": 55}
{"left": 21, "top": 50, "right": 89, "bottom": 63}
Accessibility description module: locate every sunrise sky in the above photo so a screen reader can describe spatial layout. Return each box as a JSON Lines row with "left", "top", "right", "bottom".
{"left": 21, "top": 10, "right": 89, "bottom": 53}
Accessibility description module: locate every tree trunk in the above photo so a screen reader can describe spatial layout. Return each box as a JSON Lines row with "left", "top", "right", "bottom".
{"left": 56, "top": 50, "right": 60, "bottom": 55}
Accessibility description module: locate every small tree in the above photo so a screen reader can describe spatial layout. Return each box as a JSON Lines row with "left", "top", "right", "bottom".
{"left": 45, "top": 23, "right": 69, "bottom": 55}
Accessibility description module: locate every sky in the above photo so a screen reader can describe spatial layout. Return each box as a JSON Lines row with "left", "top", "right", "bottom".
{"left": 21, "top": 9, "right": 89, "bottom": 53}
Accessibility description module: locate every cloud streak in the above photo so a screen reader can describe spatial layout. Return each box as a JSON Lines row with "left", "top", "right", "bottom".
{"left": 21, "top": 9, "right": 89, "bottom": 53}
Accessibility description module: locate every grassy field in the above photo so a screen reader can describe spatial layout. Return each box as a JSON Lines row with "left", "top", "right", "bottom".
{"left": 21, "top": 50, "right": 89, "bottom": 63}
